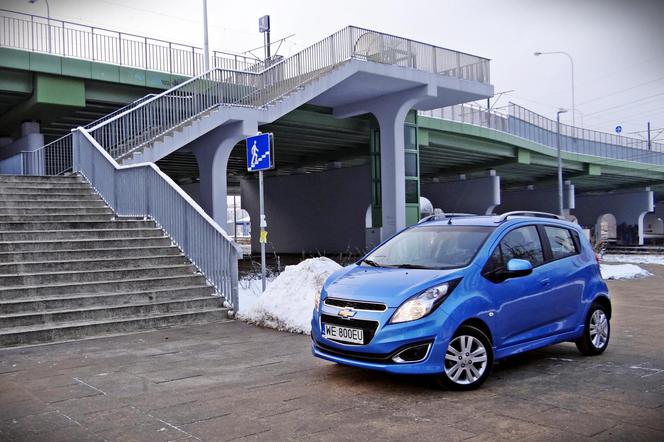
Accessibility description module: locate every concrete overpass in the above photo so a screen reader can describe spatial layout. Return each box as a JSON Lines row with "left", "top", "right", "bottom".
{"left": 1, "top": 7, "right": 663, "bottom": 253}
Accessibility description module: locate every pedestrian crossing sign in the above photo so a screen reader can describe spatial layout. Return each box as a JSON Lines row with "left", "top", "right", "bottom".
{"left": 246, "top": 133, "right": 274, "bottom": 172}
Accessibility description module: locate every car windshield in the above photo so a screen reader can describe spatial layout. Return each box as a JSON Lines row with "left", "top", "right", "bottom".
{"left": 364, "top": 225, "right": 494, "bottom": 269}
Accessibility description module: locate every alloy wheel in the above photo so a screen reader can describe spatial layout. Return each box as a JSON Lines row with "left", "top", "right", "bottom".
{"left": 589, "top": 309, "right": 609, "bottom": 349}
{"left": 444, "top": 335, "right": 488, "bottom": 385}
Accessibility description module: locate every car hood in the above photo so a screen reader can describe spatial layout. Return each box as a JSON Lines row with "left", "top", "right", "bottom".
{"left": 324, "top": 264, "right": 464, "bottom": 308}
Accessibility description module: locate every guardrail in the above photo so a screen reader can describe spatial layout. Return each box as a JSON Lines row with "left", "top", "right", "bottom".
{"left": 73, "top": 128, "right": 241, "bottom": 309}
{"left": 0, "top": 8, "right": 259, "bottom": 76}
{"left": 420, "top": 102, "right": 664, "bottom": 166}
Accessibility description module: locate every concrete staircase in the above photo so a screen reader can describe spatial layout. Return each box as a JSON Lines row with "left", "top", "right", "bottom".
{"left": 0, "top": 175, "right": 229, "bottom": 347}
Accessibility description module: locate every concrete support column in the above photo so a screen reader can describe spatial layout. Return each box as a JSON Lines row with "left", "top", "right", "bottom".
{"left": 191, "top": 120, "right": 257, "bottom": 233}
{"left": 334, "top": 85, "right": 435, "bottom": 239}
{"left": 422, "top": 171, "right": 501, "bottom": 215}
{"left": 574, "top": 188, "right": 655, "bottom": 246}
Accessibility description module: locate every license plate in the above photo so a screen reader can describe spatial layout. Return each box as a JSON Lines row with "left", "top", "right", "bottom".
{"left": 323, "top": 323, "right": 364, "bottom": 344}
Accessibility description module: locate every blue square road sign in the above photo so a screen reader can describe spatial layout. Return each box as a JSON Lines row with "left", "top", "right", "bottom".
{"left": 246, "top": 133, "right": 274, "bottom": 172}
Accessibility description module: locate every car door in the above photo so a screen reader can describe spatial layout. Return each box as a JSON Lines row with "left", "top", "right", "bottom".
{"left": 537, "top": 224, "right": 586, "bottom": 333}
{"left": 481, "top": 225, "right": 555, "bottom": 348}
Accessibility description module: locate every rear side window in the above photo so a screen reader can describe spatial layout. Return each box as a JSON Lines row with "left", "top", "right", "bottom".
{"left": 544, "top": 226, "right": 578, "bottom": 260}
{"left": 485, "top": 225, "right": 545, "bottom": 272}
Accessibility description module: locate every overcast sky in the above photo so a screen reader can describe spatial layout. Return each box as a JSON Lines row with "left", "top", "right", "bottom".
{"left": 6, "top": 0, "right": 664, "bottom": 140}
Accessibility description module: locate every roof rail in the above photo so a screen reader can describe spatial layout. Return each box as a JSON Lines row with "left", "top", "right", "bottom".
{"left": 497, "top": 211, "right": 562, "bottom": 222}
{"left": 418, "top": 213, "right": 477, "bottom": 224}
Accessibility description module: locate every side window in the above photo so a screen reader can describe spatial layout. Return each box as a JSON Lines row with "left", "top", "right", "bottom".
{"left": 499, "top": 226, "right": 545, "bottom": 267}
{"left": 484, "top": 245, "right": 504, "bottom": 273}
{"left": 544, "top": 226, "right": 578, "bottom": 260}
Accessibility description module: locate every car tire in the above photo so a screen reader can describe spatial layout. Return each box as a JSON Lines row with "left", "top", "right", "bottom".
{"left": 575, "top": 302, "right": 610, "bottom": 356}
{"left": 436, "top": 325, "right": 493, "bottom": 391}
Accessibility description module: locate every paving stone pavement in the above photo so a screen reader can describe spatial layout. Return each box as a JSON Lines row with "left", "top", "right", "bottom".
{"left": 1, "top": 264, "right": 663, "bottom": 441}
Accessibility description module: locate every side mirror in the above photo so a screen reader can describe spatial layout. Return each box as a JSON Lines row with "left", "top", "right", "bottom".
{"left": 505, "top": 258, "right": 533, "bottom": 278}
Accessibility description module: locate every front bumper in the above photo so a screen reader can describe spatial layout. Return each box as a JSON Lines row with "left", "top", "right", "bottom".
{"left": 311, "top": 305, "right": 457, "bottom": 375}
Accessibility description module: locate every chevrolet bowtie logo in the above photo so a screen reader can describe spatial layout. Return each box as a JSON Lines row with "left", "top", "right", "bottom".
{"left": 338, "top": 308, "right": 356, "bottom": 319}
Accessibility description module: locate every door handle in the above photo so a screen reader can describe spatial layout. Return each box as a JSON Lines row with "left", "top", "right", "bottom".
{"left": 540, "top": 278, "right": 551, "bottom": 286}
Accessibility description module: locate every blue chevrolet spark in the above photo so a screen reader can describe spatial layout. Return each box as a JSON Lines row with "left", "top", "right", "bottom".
{"left": 311, "top": 212, "right": 611, "bottom": 390}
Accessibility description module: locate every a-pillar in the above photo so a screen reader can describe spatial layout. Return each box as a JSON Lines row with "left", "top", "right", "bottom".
{"left": 421, "top": 170, "right": 501, "bottom": 215}
{"left": 191, "top": 120, "right": 257, "bottom": 233}
{"left": 573, "top": 188, "right": 655, "bottom": 245}
{"left": 334, "top": 85, "right": 435, "bottom": 239}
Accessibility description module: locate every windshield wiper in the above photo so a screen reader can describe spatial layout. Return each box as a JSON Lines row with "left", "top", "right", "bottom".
{"left": 393, "top": 264, "right": 437, "bottom": 269}
{"left": 361, "top": 258, "right": 381, "bottom": 267}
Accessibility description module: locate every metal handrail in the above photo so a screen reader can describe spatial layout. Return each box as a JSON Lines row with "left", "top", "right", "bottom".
{"left": 420, "top": 102, "right": 664, "bottom": 166}
{"left": 0, "top": 8, "right": 258, "bottom": 75}
{"left": 75, "top": 127, "right": 241, "bottom": 308}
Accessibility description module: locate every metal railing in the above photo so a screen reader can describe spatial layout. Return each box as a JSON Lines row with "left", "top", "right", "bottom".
{"left": 0, "top": 93, "right": 161, "bottom": 176}
{"left": 73, "top": 128, "right": 241, "bottom": 308}
{"left": 0, "top": 9, "right": 258, "bottom": 76}
{"left": 84, "top": 25, "right": 490, "bottom": 161}
{"left": 420, "top": 102, "right": 664, "bottom": 166}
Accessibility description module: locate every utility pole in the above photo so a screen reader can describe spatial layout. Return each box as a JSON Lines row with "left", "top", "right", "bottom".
{"left": 556, "top": 109, "right": 568, "bottom": 217}
{"left": 202, "top": 0, "right": 210, "bottom": 71}
{"left": 259, "top": 15, "right": 271, "bottom": 62}
{"left": 648, "top": 121, "right": 651, "bottom": 150}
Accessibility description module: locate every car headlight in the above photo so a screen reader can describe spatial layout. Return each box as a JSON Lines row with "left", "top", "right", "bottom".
{"left": 390, "top": 280, "right": 460, "bottom": 324}
{"left": 314, "top": 290, "right": 321, "bottom": 311}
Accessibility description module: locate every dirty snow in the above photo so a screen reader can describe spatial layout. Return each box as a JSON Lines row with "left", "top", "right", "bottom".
{"left": 600, "top": 263, "right": 652, "bottom": 280}
{"left": 602, "top": 254, "right": 664, "bottom": 266}
{"left": 238, "top": 257, "right": 342, "bottom": 334}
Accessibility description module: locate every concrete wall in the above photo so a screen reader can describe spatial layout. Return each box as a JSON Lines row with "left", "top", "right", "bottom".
{"left": 573, "top": 189, "right": 654, "bottom": 245}
{"left": 421, "top": 174, "right": 500, "bottom": 215}
{"left": 240, "top": 166, "right": 371, "bottom": 254}
{"left": 498, "top": 181, "right": 575, "bottom": 215}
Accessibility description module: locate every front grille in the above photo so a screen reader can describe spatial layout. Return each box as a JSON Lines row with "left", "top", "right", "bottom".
{"left": 320, "top": 314, "right": 379, "bottom": 345}
{"left": 324, "top": 298, "right": 387, "bottom": 311}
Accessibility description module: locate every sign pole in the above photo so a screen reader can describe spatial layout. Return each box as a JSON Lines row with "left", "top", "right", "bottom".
{"left": 259, "top": 169, "right": 267, "bottom": 292}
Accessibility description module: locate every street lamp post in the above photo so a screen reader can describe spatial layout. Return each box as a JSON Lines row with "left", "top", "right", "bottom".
{"left": 556, "top": 108, "right": 568, "bottom": 217}
{"left": 534, "top": 51, "right": 576, "bottom": 128}
{"left": 28, "top": 0, "right": 51, "bottom": 53}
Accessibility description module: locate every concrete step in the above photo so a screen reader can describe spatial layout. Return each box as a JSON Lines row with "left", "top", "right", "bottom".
{"left": 0, "top": 175, "right": 84, "bottom": 184}
{"left": 0, "top": 236, "right": 172, "bottom": 253}
{"left": 0, "top": 207, "right": 113, "bottom": 215}
{"left": 0, "top": 182, "right": 91, "bottom": 191}
{"left": 0, "top": 200, "right": 108, "bottom": 208}
{"left": 0, "top": 214, "right": 116, "bottom": 222}
{"left": 0, "top": 264, "right": 197, "bottom": 287}
{"left": 0, "top": 246, "right": 182, "bottom": 263}
{"left": 0, "top": 220, "right": 156, "bottom": 231}
{"left": 0, "top": 286, "right": 216, "bottom": 314}
{"left": 0, "top": 308, "right": 230, "bottom": 347}
{"left": 0, "top": 228, "right": 164, "bottom": 241}
{"left": 0, "top": 254, "right": 189, "bottom": 274}
{"left": 0, "top": 186, "right": 95, "bottom": 195}
{"left": 0, "top": 297, "right": 222, "bottom": 329}
{"left": 0, "top": 274, "right": 209, "bottom": 298}
{"left": 0, "top": 192, "right": 102, "bottom": 201}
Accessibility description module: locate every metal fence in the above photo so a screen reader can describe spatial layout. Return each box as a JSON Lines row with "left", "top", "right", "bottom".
{"left": 74, "top": 128, "right": 241, "bottom": 308}
{"left": 420, "top": 102, "right": 664, "bottom": 166}
{"left": 0, "top": 9, "right": 258, "bottom": 76}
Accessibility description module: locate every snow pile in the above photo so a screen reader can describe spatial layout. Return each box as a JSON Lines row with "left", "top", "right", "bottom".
{"left": 602, "top": 254, "right": 664, "bottom": 266}
{"left": 239, "top": 257, "right": 342, "bottom": 334}
{"left": 600, "top": 263, "right": 652, "bottom": 280}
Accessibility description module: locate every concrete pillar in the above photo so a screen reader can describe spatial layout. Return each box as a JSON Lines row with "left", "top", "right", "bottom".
{"left": 499, "top": 181, "right": 575, "bottom": 218}
{"left": 191, "top": 120, "right": 257, "bottom": 233}
{"left": 334, "top": 85, "right": 436, "bottom": 239}
{"left": 421, "top": 171, "right": 501, "bottom": 215}
{"left": 573, "top": 188, "right": 654, "bottom": 245}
